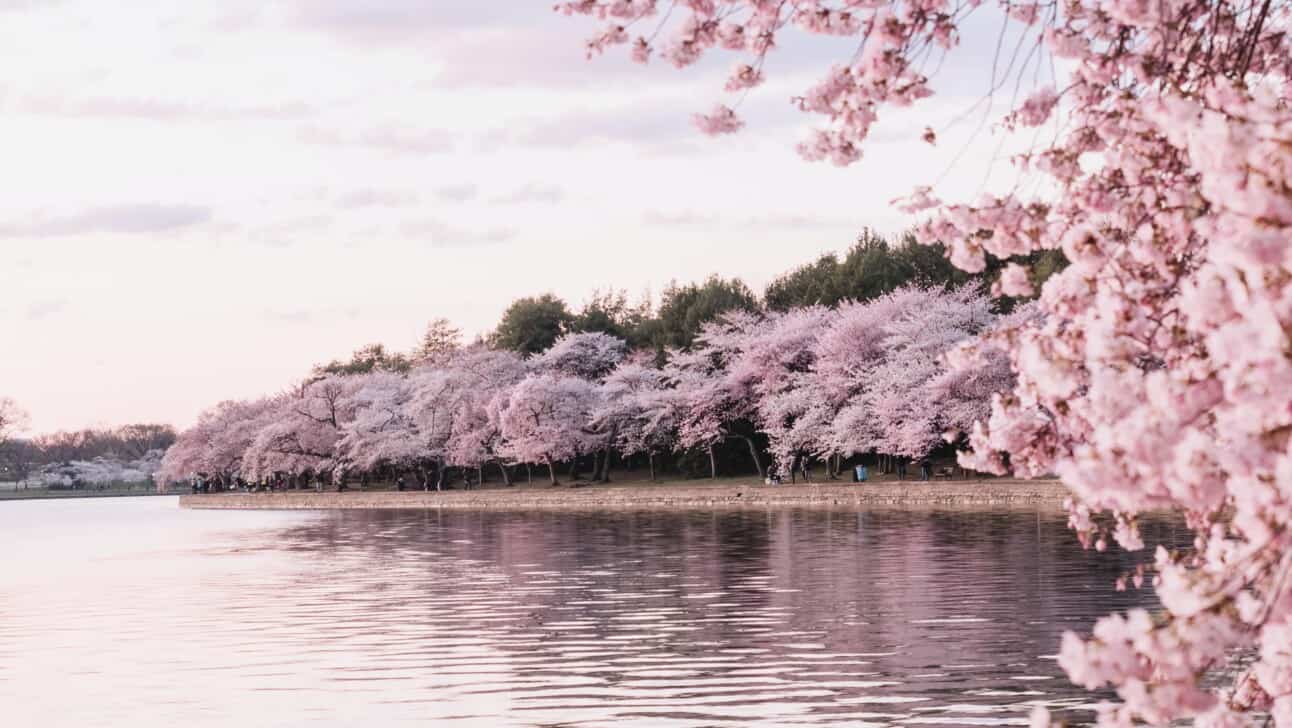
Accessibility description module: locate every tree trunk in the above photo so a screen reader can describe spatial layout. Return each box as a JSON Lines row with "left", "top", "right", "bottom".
{"left": 597, "top": 447, "right": 613, "bottom": 482}
{"left": 598, "top": 426, "right": 618, "bottom": 482}
{"left": 546, "top": 458, "right": 559, "bottom": 486}
{"left": 648, "top": 452, "right": 656, "bottom": 482}
{"left": 497, "top": 461, "right": 512, "bottom": 486}
{"left": 790, "top": 455, "right": 799, "bottom": 484}
{"left": 435, "top": 458, "right": 445, "bottom": 492}
{"left": 526, "top": 463, "right": 532, "bottom": 484}
{"left": 707, "top": 445, "right": 717, "bottom": 479}
{"left": 730, "top": 435, "right": 764, "bottom": 479}
{"left": 477, "top": 465, "right": 485, "bottom": 486}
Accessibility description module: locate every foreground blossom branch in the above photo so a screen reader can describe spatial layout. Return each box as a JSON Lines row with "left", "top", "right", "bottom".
{"left": 562, "top": 0, "right": 1292, "bottom": 725}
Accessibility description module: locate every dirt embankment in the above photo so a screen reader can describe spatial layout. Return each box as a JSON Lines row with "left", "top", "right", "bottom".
{"left": 179, "top": 478, "right": 1068, "bottom": 512}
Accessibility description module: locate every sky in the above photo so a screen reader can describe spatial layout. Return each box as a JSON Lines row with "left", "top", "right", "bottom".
{"left": 0, "top": 1, "right": 1048, "bottom": 434}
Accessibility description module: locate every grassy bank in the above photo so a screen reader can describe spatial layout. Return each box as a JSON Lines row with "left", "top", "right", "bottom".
{"left": 0, "top": 482, "right": 164, "bottom": 501}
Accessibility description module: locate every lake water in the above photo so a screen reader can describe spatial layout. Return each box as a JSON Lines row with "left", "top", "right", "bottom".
{"left": 0, "top": 497, "right": 1176, "bottom": 727}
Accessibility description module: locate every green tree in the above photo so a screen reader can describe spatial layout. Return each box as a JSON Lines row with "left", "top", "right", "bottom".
{"left": 413, "top": 317, "right": 463, "bottom": 364}
{"left": 764, "top": 229, "right": 1065, "bottom": 311}
{"left": 314, "top": 343, "right": 412, "bottom": 377}
{"left": 491, "top": 293, "right": 574, "bottom": 355}
{"left": 571, "top": 289, "right": 652, "bottom": 348}
{"left": 763, "top": 252, "right": 844, "bottom": 312}
{"left": 651, "top": 275, "right": 759, "bottom": 349}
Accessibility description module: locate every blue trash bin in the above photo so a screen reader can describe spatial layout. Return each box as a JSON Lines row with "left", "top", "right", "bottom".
{"left": 855, "top": 465, "right": 868, "bottom": 482}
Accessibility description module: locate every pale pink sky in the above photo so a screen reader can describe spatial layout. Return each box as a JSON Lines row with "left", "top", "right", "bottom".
{"left": 0, "top": 1, "right": 1039, "bottom": 434}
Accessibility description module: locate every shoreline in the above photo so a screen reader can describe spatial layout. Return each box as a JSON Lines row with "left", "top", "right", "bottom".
{"left": 179, "top": 478, "right": 1069, "bottom": 512}
{"left": 1, "top": 491, "right": 172, "bottom": 503}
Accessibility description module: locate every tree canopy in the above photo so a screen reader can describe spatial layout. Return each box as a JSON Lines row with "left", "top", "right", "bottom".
{"left": 491, "top": 294, "right": 574, "bottom": 355}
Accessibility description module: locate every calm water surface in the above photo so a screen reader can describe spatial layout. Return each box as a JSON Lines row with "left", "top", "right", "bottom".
{"left": 0, "top": 497, "right": 1176, "bottom": 727}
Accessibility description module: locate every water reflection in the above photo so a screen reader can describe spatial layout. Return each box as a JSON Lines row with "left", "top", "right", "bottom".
{"left": 0, "top": 499, "right": 1178, "bottom": 727}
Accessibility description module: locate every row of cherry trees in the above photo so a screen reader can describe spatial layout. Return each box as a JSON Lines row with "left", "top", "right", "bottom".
{"left": 157, "top": 284, "right": 1019, "bottom": 490}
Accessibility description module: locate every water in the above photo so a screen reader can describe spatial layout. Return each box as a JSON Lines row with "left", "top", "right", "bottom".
{"left": 0, "top": 497, "right": 1175, "bottom": 727}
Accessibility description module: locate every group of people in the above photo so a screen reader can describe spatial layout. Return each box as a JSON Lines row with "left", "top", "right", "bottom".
{"left": 189, "top": 474, "right": 346, "bottom": 494}
{"left": 892, "top": 458, "right": 936, "bottom": 480}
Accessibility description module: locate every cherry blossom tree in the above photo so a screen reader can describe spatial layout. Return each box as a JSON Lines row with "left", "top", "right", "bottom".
{"left": 243, "top": 375, "right": 366, "bottom": 486}
{"left": 497, "top": 373, "right": 601, "bottom": 485}
{"left": 338, "top": 371, "right": 429, "bottom": 486}
{"left": 536, "top": 331, "right": 628, "bottom": 380}
{"left": 931, "top": 303, "right": 1036, "bottom": 448}
{"left": 811, "top": 287, "right": 942, "bottom": 463}
{"left": 439, "top": 347, "right": 529, "bottom": 487}
{"left": 730, "top": 306, "right": 833, "bottom": 478}
{"left": 0, "top": 397, "right": 29, "bottom": 448}
{"left": 563, "top": 1, "right": 1292, "bottom": 724}
{"left": 156, "top": 398, "right": 277, "bottom": 489}
{"left": 666, "top": 311, "right": 766, "bottom": 478}
{"left": 593, "top": 357, "right": 678, "bottom": 480}
{"left": 538, "top": 332, "right": 630, "bottom": 480}
{"left": 856, "top": 285, "right": 994, "bottom": 459}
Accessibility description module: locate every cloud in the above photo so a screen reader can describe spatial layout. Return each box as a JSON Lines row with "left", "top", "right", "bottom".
{"left": 0, "top": 204, "right": 213, "bottom": 238}
{"left": 642, "top": 210, "right": 719, "bottom": 228}
{"left": 403, "top": 219, "right": 517, "bottom": 248}
{"left": 434, "top": 184, "right": 478, "bottom": 203}
{"left": 263, "top": 306, "right": 362, "bottom": 326}
{"left": 490, "top": 183, "right": 563, "bottom": 205}
{"left": 639, "top": 210, "right": 861, "bottom": 232}
{"left": 740, "top": 214, "right": 862, "bottom": 230}
{"left": 488, "top": 86, "right": 803, "bottom": 156}
{"left": 290, "top": 0, "right": 532, "bottom": 45}
{"left": 0, "top": 0, "right": 68, "bottom": 12}
{"left": 249, "top": 215, "right": 334, "bottom": 248}
{"left": 298, "top": 124, "right": 456, "bottom": 155}
{"left": 263, "top": 309, "right": 316, "bottom": 325}
{"left": 497, "top": 104, "right": 693, "bottom": 151}
{"left": 336, "top": 188, "right": 419, "bottom": 209}
{"left": 13, "top": 94, "right": 314, "bottom": 122}
{"left": 26, "top": 299, "right": 67, "bottom": 320}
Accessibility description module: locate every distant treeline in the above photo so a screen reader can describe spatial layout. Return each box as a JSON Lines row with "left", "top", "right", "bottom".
{"left": 315, "top": 231, "right": 1065, "bottom": 375}
{"left": 154, "top": 230, "right": 1059, "bottom": 491}
{"left": 0, "top": 424, "right": 177, "bottom": 485}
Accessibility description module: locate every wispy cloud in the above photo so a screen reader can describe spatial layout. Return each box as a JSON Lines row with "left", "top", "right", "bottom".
{"left": 641, "top": 209, "right": 719, "bottom": 228}
{"left": 496, "top": 104, "right": 696, "bottom": 152}
{"left": 263, "top": 306, "right": 362, "bottom": 326}
{"left": 26, "top": 299, "right": 68, "bottom": 320}
{"left": 12, "top": 94, "right": 314, "bottom": 122}
{"left": 298, "top": 124, "right": 456, "bottom": 155}
{"left": 336, "top": 188, "right": 419, "bottom": 209}
{"left": 290, "top": 0, "right": 535, "bottom": 45}
{"left": 434, "top": 184, "right": 478, "bottom": 203}
{"left": 0, "top": 204, "right": 213, "bottom": 238}
{"left": 403, "top": 219, "right": 517, "bottom": 248}
{"left": 490, "top": 183, "right": 563, "bottom": 205}
{"left": 740, "top": 214, "right": 862, "bottom": 230}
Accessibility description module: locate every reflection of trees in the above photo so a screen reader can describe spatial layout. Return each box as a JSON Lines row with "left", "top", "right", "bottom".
{"left": 261, "top": 507, "right": 1176, "bottom": 724}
